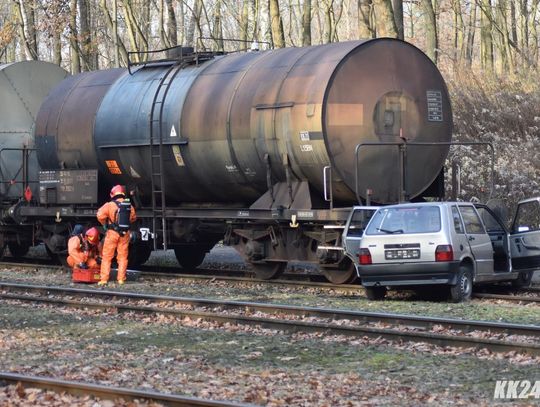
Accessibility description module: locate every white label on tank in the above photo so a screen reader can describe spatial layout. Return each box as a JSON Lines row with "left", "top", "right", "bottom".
{"left": 170, "top": 126, "right": 178, "bottom": 137}
{"left": 426, "top": 90, "right": 443, "bottom": 121}
{"left": 172, "top": 145, "right": 185, "bottom": 166}
{"left": 300, "top": 144, "right": 313, "bottom": 152}
{"left": 297, "top": 211, "right": 314, "bottom": 218}
{"left": 300, "top": 131, "right": 310, "bottom": 141}
{"left": 130, "top": 166, "right": 141, "bottom": 178}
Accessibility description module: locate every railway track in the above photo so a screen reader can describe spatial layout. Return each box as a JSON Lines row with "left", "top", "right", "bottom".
{"left": 1, "top": 282, "right": 539, "bottom": 356}
{"left": 1, "top": 259, "right": 540, "bottom": 302}
{"left": 0, "top": 372, "right": 245, "bottom": 406}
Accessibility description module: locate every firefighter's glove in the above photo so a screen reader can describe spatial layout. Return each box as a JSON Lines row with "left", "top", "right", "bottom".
{"left": 96, "top": 256, "right": 102, "bottom": 265}
{"left": 77, "top": 262, "right": 88, "bottom": 270}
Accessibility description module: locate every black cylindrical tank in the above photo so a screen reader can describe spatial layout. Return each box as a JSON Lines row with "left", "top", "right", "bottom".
{"left": 38, "top": 39, "right": 453, "bottom": 205}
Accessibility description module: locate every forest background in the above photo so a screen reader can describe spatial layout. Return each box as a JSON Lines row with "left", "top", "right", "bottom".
{"left": 0, "top": 0, "right": 539, "bottom": 211}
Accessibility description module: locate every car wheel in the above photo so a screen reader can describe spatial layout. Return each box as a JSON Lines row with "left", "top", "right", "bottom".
{"left": 511, "top": 270, "right": 534, "bottom": 289}
{"left": 450, "top": 266, "right": 473, "bottom": 303}
{"left": 365, "top": 286, "right": 387, "bottom": 301}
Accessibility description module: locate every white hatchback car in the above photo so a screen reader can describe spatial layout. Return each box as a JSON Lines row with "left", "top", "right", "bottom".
{"left": 343, "top": 200, "right": 539, "bottom": 302}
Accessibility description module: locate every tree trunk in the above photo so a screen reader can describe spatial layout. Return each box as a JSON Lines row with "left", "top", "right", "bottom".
{"left": 240, "top": 0, "right": 249, "bottom": 51}
{"left": 99, "top": 0, "right": 127, "bottom": 67}
{"left": 166, "top": 0, "right": 178, "bottom": 47}
{"left": 392, "top": 0, "right": 404, "bottom": 40}
{"left": 186, "top": 0, "right": 202, "bottom": 47}
{"left": 13, "top": 0, "right": 38, "bottom": 60}
{"left": 213, "top": 0, "right": 224, "bottom": 51}
{"left": 251, "top": 0, "right": 259, "bottom": 43}
{"left": 78, "top": 0, "right": 95, "bottom": 71}
{"left": 269, "top": 0, "right": 285, "bottom": 47}
{"left": 53, "top": 29, "right": 62, "bottom": 66}
{"left": 465, "top": 0, "right": 476, "bottom": 66}
{"left": 452, "top": 0, "right": 464, "bottom": 63}
{"left": 302, "top": 0, "right": 312, "bottom": 46}
{"left": 420, "top": 0, "right": 438, "bottom": 64}
{"left": 372, "top": 0, "right": 397, "bottom": 38}
{"left": 358, "top": 0, "right": 374, "bottom": 39}
{"left": 480, "top": 0, "right": 494, "bottom": 71}
{"left": 69, "top": 0, "right": 81, "bottom": 73}
{"left": 323, "top": 0, "right": 334, "bottom": 43}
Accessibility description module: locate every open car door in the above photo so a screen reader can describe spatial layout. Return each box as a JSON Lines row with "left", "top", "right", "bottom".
{"left": 509, "top": 197, "right": 540, "bottom": 273}
{"left": 343, "top": 206, "right": 377, "bottom": 260}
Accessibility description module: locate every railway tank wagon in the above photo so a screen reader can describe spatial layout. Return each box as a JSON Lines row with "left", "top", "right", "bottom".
{"left": 33, "top": 38, "right": 453, "bottom": 283}
{"left": 0, "top": 61, "right": 68, "bottom": 257}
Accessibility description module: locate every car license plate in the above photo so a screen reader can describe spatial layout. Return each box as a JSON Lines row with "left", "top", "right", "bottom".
{"left": 385, "top": 249, "right": 420, "bottom": 260}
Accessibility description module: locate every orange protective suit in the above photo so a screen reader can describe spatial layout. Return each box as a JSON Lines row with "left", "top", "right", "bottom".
{"left": 66, "top": 235, "right": 100, "bottom": 269}
{"left": 96, "top": 198, "right": 136, "bottom": 283}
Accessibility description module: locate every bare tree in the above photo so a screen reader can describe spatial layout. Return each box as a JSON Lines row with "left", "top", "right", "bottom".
{"left": 421, "top": 0, "right": 438, "bottom": 64}
{"left": 392, "top": 0, "right": 404, "bottom": 40}
{"left": 13, "top": 0, "right": 38, "bottom": 59}
{"left": 240, "top": 0, "right": 249, "bottom": 50}
{"left": 213, "top": 0, "right": 224, "bottom": 51}
{"left": 302, "top": 0, "right": 311, "bottom": 46}
{"left": 479, "top": 0, "right": 494, "bottom": 71}
{"left": 372, "top": 0, "right": 397, "bottom": 38}
{"left": 69, "top": 0, "right": 81, "bottom": 73}
{"left": 269, "top": 0, "right": 285, "bottom": 47}
{"left": 358, "top": 0, "right": 374, "bottom": 39}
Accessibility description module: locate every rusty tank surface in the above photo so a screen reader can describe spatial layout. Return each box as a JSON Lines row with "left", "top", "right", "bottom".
{"left": 0, "top": 61, "right": 68, "bottom": 199}
{"left": 36, "top": 38, "right": 452, "bottom": 206}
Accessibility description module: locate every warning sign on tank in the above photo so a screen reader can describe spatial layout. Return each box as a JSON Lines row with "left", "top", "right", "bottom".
{"left": 105, "top": 160, "right": 122, "bottom": 174}
{"left": 426, "top": 90, "right": 443, "bottom": 122}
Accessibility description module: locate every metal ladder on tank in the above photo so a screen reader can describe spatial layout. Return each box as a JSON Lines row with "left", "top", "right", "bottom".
{"left": 149, "top": 61, "right": 188, "bottom": 250}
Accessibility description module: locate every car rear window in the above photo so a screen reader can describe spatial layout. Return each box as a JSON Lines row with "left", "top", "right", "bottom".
{"left": 366, "top": 206, "right": 442, "bottom": 235}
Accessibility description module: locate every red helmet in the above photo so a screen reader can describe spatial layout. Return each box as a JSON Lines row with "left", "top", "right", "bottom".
{"left": 85, "top": 227, "right": 100, "bottom": 245}
{"left": 110, "top": 185, "right": 125, "bottom": 198}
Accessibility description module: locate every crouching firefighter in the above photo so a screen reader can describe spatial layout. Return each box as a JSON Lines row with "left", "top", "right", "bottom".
{"left": 67, "top": 226, "right": 101, "bottom": 270}
{"left": 97, "top": 185, "right": 137, "bottom": 286}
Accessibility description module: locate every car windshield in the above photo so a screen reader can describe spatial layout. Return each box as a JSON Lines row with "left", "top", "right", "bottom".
{"left": 366, "top": 206, "right": 442, "bottom": 235}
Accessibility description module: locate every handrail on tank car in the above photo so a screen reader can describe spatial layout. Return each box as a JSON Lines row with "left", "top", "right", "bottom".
{"left": 198, "top": 37, "right": 272, "bottom": 53}
{"left": 127, "top": 45, "right": 220, "bottom": 75}
{"left": 354, "top": 141, "right": 495, "bottom": 204}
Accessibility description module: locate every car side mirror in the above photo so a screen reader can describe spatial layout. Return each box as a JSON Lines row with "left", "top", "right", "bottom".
{"left": 518, "top": 226, "right": 530, "bottom": 232}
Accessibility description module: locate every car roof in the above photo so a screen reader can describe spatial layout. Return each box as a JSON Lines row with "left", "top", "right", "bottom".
{"left": 373, "top": 202, "right": 475, "bottom": 210}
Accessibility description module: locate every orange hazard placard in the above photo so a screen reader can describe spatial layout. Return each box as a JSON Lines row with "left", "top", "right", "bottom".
{"left": 105, "top": 160, "right": 122, "bottom": 175}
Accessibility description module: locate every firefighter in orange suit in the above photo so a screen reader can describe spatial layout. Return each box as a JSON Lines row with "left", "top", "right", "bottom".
{"left": 67, "top": 227, "right": 101, "bottom": 270}
{"left": 96, "top": 185, "right": 136, "bottom": 286}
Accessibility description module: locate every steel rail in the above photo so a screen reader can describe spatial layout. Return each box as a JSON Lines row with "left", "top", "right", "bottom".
{"left": 473, "top": 293, "right": 540, "bottom": 304}
{"left": 0, "top": 372, "right": 246, "bottom": 406}
{"left": 1, "top": 283, "right": 539, "bottom": 355}
{"left": 2, "top": 260, "right": 538, "bottom": 297}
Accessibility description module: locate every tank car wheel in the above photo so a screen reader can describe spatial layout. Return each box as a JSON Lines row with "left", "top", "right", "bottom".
{"left": 321, "top": 260, "right": 357, "bottom": 284}
{"left": 174, "top": 247, "right": 207, "bottom": 270}
{"left": 249, "top": 261, "right": 286, "bottom": 280}
{"left": 7, "top": 242, "right": 30, "bottom": 258}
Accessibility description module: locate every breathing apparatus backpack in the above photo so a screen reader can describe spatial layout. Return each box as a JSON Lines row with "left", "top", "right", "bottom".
{"left": 113, "top": 199, "right": 132, "bottom": 232}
